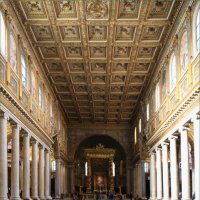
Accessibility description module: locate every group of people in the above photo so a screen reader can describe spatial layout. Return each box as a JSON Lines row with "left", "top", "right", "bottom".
{"left": 72, "top": 190, "right": 123, "bottom": 200}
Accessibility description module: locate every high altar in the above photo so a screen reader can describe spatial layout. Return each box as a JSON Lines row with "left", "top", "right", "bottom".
{"left": 84, "top": 144, "right": 115, "bottom": 193}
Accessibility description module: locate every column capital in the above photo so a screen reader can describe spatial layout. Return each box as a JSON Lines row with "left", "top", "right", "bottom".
{"left": 161, "top": 142, "right": 169, "bottom": 147}
{"left": 149, "top": 150, "right": 156, "bottom": 155}
{"left": 30, "top": 137, "right": 37, "bottom": 144}
{"left": 10, "top": 121, "right": 21, "bottom": 130}
{"left": 44, "top": 148, "right": 49, "bottom": 153}
{"left": 156, "top": 147, "right": 162, "bottom": 152}
{"left": 191, "top": 112, "right": 200, "bottom": 122}
{"left": 180, "top": 126, "right": 190, "bottom": 132}
{"left": 39, "top": 143, "right": 44, "bottom": 149}
{"left": 169, "top": 135, "right": 178, "bottom": 140}
{"left": 0, "top": 110, "right": 9, "bottom": 120}
{"left": 21, "top": 130, "right": 30, "bottom": 138}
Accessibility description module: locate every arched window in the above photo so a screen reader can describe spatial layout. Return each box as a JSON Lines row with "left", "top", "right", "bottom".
{"left": 112, "top": 162, "right": 115, "bottom": 177}
{"left": 85, "top": 162, "right": 88, "bottom": 176}
{"left": 38, "top": 84, "right": 42, "bottom": 108}
{"left": 139, "top": 118, "right": 142, "bottom": 133}
{"left": 9, "top": 33, "right": 17, "bottom": 72}
{"left": 161, "top": 66, "right": 167, "bottom": 102}
{"left": 169, "top": 53, "right": 176, "bottom": 92}
{"left": 134, "top": 127, "right": 137, "bottom": 144}
{"left": 155, "top": 83, "right": 160, "bottom": 111}
{"left": 194, "top": 7, "right": 200, "bottom": 53}
{"left": 51, "top": 160, "right": 56, "bottom": 172}
{"left": 180, "top": 31, "right": 188, "bottom": 74}
{"left": 21, "top": 55, "right": 28, "bottom": 87}
{"left": 144, "top": 162, "right": 148, "bottom": 173}
{"left": 146, "top": 103, "right": 149, "bottom": 121}
{"left": 0, "top": 11, "right": 6, "bottom": 56}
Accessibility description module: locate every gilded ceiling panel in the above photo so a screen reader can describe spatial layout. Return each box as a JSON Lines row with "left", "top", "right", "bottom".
{"left": 12, "top": 0, "right": 182, "bottom": 124}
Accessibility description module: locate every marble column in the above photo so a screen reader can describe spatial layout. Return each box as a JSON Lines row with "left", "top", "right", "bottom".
{"left": 137, "top": 164, "right": 142, "bottom": 197}
{"left": 65, "top": 166, "right": 68, "bottom": 194}
{"left": 162, "top": 143, "right": 169, "bottom": 200}
{"left": 71, "top": 166, "right": 74, "bottom": 193}
{"left": 39, "top": 145, "right": 45, "bottom": 200}
{"left": 126, "top": 167, "right": 130, "bottom": 194}
{"left": 60, "top": 164, "right": 62, "bottom": 194}
{"left": 55, "top": 159, "right": 61, "bottom": 198}
{"left": 45, "top": 149, "right": 51, "bottom": 199}
{"left": 170, "top": 136, "right": 178, "bottom": 200}
{"left": 23, "top": 132, "right": 31, "bottom": 199}
{"left": 0, "top": 112, "right": 8, "bottom": 200}
{"left": 180, "top": 128, "right": 191, "bottom": 200}
{"left": 140, "top": 161, "right": 146, "bottom": 198}
{"left": 135, "top": 165, "right": 138, "bottom": 196}
{"left": 31, "top": 139, "right": 38, "bottom": 200}
{"left": 63, "top": 164, "right": 65, "bottom": 194}
{"left": 133, "top": 167, "right": 136, "bottom": 195}
{"left": 150, "top": 152, "right": 156, "bottom": 200}
{"left": 156, "top": 148, "right": 162, "bottom": 200}
{"left": 193, "top": 115, "right": 200, "bottom": 200}
{"left": 11, "top": 123, "right": 20, "bottom": 200}
{"left": 86, "top": 159, "right": 91, "bottom": 193}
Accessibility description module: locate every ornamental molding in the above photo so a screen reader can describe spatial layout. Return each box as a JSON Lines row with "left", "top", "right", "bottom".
{"left": 0, "top": 83, "right": 53, "bottom": 147}
{"left": 147, "top": 83, "right": 200, "bottom": 149}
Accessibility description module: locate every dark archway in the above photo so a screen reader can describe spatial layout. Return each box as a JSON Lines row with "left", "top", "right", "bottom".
{"left": 74, "top": 135, "right": 127, "bottom": 193}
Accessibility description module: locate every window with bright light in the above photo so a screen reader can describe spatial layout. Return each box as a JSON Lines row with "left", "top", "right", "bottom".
{"left": 144, "top": 162, "right": 148, "bottom": 173}
{"left": 21, "top": 55, "right": 28, "bottom": 87}
{"left": 155, "top": 83, "right": 160, "bottom": 112}
{"left": 85, "top": 162, "right": 88, "bottom": 176}
{"left": 134, "top": 127, "right": 137, "bottom": 144}
{"left": 195, "top": 8, "right": 200, "bottom": 53}
{"left": 112, "top": 162, "right": 115, "bottom": 177}
{"left": 169, "top": 53, "right": 176, "bottom": 92}
{"left": 180, "top": 31, "right": 188, "bottom": 74}
{"left": 139, "top": 118, "right": 142, "bottom": 133}
{"left": 38, "top": 85, "right": 42, "bottom": 108}
{"left": 146, "top": 103, "right": 149, "bottom": 121}
{"left": 52, "top": 160, "right": 56, "bottom": 172}
{"left": 9, "top": 33, "right": 17, "bottom": 72}
{"left": 0, "top": 11, "right": 6, "bottom": 56}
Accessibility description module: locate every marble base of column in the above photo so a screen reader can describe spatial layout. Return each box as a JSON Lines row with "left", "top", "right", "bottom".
{"left": 10, "top": 198, "right": 21, "bottom": 200}
{"left": 45, "top": 196, "right": 52, "bottom": 200}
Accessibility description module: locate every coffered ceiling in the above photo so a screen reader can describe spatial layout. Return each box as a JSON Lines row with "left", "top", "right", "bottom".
{"left": 12, "top": 0, "right": 182, "bottom": 124}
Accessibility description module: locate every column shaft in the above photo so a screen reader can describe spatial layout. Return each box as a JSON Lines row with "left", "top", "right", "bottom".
{"left": 39, "top": 146, "right": 45, "bottom": 200}
{"left": 71, "top": 167, "right": 74, "bottom": 193}
{"left": 45, "top": 150, "right": 51, "bottom": 199}
{"left": 141, "top": 161, "right": 146, "bottom": 198}
{"left": 55, "top": 159, "right": 61, "bottom": 198}
{"left": 126, "top": 168, "right": 130, "bottom": 194}
{"left": 170, "top": 137, "right": 179, "bottom": 200}
{"left": 133, "top": 167, "right": 136, "bottom": 195}
{"left": 181, "top": 128, "right": 190, "bottom": 200}
{"left": 65, "top": 166, "right": 68, "bottom": 194}
{"left": 0, "top": 113, "right": 8, "bottom": 200}
{"left": 23, "top": 133, "right": 31, "bottom": 199}
{"left": 162, "top": 143, "right": 169, "bottom": 200}
{"left": 11, "top": 124, "right": 20, "bottom": 200}
{"left": 150, "top": 153, "right": 156, "bottom": 200}
{"left": 156, "top": 148, "right": 162, "bottom": 200}
{"left": 193, "top": 116, "right": 200, "bottom": 200}
{"left": 31, "top": 140, "right": 38, "bottom": 199}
